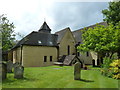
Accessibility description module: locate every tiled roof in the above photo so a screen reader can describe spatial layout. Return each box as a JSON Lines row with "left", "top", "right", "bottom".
{"left": 72, "top": 22, "right": 107, "bottom": 43}
{"left": 39, "top": 22, "right": 51, "bottom": 30}
{"left": 55, "top": 27, "right": 70, "bottom": 43}
{"left": 63, "top": 55, "right": 76, "bottom": 65}
{"left": 39, "top": 21, "right": 51, "bottom": 33}
{"left": 12, "top": 31, "right": 58, "bottom": 49}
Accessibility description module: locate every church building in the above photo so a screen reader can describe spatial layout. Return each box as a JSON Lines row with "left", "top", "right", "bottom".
{"left": 8, "top": 21, "right": 107, "bottom": 67}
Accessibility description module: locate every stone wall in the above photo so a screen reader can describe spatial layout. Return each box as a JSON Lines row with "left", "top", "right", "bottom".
{"left": 59, "top": 29, "right": 76, "bottom": 56}
{"left": 77, "top": 52, "right": 93, "bottom": 65}
{"left": 22, "top": 45, "right": 58, "bottom": 67}
{"left": 13, "top": 47, "right": 21, "bottom": 63}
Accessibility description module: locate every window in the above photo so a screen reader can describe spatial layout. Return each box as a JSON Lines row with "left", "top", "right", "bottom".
{"left": 38, "top": 40, "right": 42, "bottom": 44}
{"left": 49, "top": 41, "right": 53, "bottom": 45}
{"left": 50, "top": 56, "right": 52, "bottom": 62}
{"left": 44, "top": 56, "right": 47, "bottom": 62}
{"left": 86, "top": 52, "right": 89, "bottom": 57}
{"left": 68, "top": 45, "right": 70, "bottom": 55}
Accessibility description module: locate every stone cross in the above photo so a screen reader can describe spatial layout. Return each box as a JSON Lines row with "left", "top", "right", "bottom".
{"left": 7, "top": 60, "right": 13, "bottom": 73}
{"left": 14, "top": 65, "right": 24, "bottom": 79}
{"left": 74, "top": 62, "right": 81, "bottom": 80}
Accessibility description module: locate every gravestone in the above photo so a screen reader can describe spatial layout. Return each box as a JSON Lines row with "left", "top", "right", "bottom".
{"left": 0, "top": 62, "right": 2, "bottom": 81}
{"left": 7, "top": 60, "right": 13, "bottom": 73}
{"left": 0, "top": 63, "right": 7, "bottom": 80}
{"left": 13, "top": 62, "right": 20, "bottom": 68}
{"left": 14, "top": 65, "right": 24, "bottom": 79}
{"left": 92, "top": 59, "right": 95, "bottom": 67}
{"left": 74, "top": 62, "right": 81, "bottom": 80}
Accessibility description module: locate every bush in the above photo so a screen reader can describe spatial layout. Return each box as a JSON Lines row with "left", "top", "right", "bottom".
{"left": 101, "top": 57, "right": 113, "bottom": 68}
{"left": 101, "top": 57, "right": 113, "bottom": 76}
{"left": 110, "top": 59, "right": 120, "bottom": 79}
{"left": 101, "top": 59, "right": 120, "bottom": 79}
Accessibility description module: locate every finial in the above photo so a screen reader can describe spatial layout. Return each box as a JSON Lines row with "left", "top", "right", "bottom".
{"left": 44, "top": 18, "right": 46, "bottom": 22}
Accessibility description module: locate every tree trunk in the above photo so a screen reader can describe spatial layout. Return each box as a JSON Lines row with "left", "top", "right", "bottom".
{"left": 117, "top": 50, "right": 120, "bottom": 59}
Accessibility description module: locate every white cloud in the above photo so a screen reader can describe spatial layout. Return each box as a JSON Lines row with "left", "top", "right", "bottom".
{"left": 0, "top": 0, "right": 108, "bottom": 40}
{"left": 0, "top": 0, "right": 55, "bottom": 39}
{"left": 55, "top": 0, "right": 112, "bottom": 2}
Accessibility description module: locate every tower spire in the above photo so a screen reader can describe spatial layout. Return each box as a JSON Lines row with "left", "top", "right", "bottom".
{"left": 38, "top": 21, "right": 51, "bottom": 33}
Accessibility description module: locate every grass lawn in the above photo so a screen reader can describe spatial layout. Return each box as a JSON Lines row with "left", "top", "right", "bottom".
{"left": 0, "top": 82, "right": 1, "bottom": 90}
{"left": 2, "top": 65, "right": 119, "bottom": 88}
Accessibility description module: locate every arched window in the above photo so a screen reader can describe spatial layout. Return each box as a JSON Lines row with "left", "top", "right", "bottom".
{"left": 68, "top": 45, "right": 70, "bottom": 55}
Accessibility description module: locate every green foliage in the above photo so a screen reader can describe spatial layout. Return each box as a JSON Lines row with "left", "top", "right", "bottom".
{"left": 102, "top": 1, "right": 120, "bottom": 59}
{"left": 102, "top": 1, "right": 120, "bottom": 25}
{"left": 77, "top": 24, "right": 120, "bottom": 58}
{"left": 101, "top": 59, "right": 120, "bottom": 79}
{"left": 101, "top": 57, "right": 113, "bottom": 68}
{"left": 101, "top": 57, "right": 113, "bottom": 76}
{"left": 0, "top": 14, "right": 15, "bottom": 51}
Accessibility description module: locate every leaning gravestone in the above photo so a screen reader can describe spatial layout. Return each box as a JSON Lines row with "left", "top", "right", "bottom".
{"left": 14, "top": 65, "right": 24, "bottom": 79}
{"left": 1, "top": 62, "right": 7, "bottom": 80}
{"left": 74, "top": 62, "right": 81, "bottom": 80}
{"left": 7, "top": 60, "right": 13, "bottom": 73}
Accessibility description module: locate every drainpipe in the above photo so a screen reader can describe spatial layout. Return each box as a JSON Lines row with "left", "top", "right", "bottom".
{"left": 57, "top": 45, "right": 59, "bottom": 61}
{"left": 20, "top": 45, "right": 23, "bottom": 65}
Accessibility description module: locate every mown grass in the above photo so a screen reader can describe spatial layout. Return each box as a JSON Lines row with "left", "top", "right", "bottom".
{"left": 2, "top": 65, "right": 119, "bottom": 88}
{"left": 0, "top": 82, "right": 2, "bottom": 90}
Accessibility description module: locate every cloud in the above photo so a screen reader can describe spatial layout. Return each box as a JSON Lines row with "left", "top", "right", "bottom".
{"left": 0, "top": 0, "right": 108, "bottom": 39}
{"left": 50, "top": 2, "right": 108, "bottom": 32}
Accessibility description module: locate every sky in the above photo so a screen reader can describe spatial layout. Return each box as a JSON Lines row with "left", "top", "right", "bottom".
{"left": 0, "top": 0, "right": 111, "bottom": 40}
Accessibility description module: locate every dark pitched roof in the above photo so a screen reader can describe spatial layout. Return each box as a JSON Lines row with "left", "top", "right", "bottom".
{"left": 12, "top": 31, "right": 58, "bottom": 49}
{"left": 63, "top": 55, "right": 76, "bottom": 65}
{"left": 58, "top": 55, "right": 66, "bottom": 62}
{"left": 72, "top": 22, "right": 107, "bottom": 43}
{"left": 39, "top": 22, "right": 51, "bottom": 33}
{"left": 55, "top": 27, "right": 70, "bottom": 43}
{"left": 72, "top": 30, "right": 82, "bottom": 44}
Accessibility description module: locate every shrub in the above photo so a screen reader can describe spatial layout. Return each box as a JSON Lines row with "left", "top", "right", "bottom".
{"left": 110, "top": 59, "right": 120, "bottom": 79}
{"left": 101, "top": 57, "right": 113, "bottom": 68}
{"left": 101, "top": 57, "right": 113, "bottom": 76}
{"left": 101, "top": 59, "right": 120, "bottom": 79}
{"left": 113, "top": 74, "right": 120, "bottom": 79}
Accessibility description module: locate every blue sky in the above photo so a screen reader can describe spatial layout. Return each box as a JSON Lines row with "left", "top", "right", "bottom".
{"left": 0, "top": 0, "right": 111, "bottom": 39}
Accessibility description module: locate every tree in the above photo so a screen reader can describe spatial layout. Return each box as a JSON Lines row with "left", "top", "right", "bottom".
{"left": 102, "top": 1, "right": 120, "bottom": 25}
{"left": 102, "top": 1, "right": 120, "bottom": 59}
{"left": 0, "top": 14, "right": 15, "bottom": 52}
{"left": 77, "top": 24, "right": 120, "bottom": 65}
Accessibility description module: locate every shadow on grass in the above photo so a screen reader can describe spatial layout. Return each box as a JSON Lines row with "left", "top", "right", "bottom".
{"left": 2, "top": 77, "right": 37, "bottom": 84}
{"left": 76, "top": 79, "right": 94, "bottom": 82}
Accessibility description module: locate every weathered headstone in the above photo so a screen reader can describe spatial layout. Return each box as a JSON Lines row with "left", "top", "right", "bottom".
{"left": 13, "top": 62, "right": 20, "bottom": 68}
{"left": 14, "top": 65, "right": 24, "bottom": 79}
{"left": 0, "top": 63, "right": 7, "bottom": 80}
{"left": 74, "top": 62, "right": 81, "bottom": 80}
{"left": 7, "top": 60, "right": 13, "bottom": 73}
